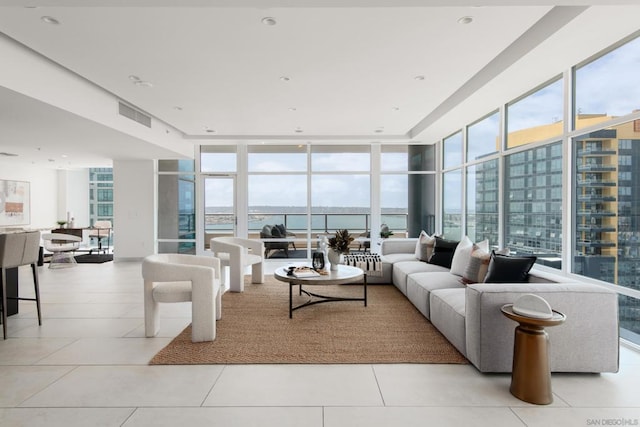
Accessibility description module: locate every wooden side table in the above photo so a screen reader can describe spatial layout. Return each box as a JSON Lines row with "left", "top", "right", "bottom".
{"left": 501, "top": 304, "right": 566, "bottom": 405}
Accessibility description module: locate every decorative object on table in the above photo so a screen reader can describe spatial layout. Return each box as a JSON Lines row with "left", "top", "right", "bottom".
{"left": 512, "top": 293, "right": 553, "bottom": 319}
{"left": 327, "top": 229, "right": 354, "bottom": 271}
{"left": 56, "top": 220, "right": 67, "bottom": 228}
{"left": 312, "top": 251, "right": 325, "bottom": 271}
{"left": 379, "top": 223, "right": 394, "bottom": 238}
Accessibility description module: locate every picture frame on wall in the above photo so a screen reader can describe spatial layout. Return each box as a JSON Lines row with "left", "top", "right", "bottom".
{"left": 0, "top": 179, "right": 31, "bottom": 226}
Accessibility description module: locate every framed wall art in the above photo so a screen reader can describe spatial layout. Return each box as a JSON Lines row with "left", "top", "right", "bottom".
{"left": 0, "top": 179, "right": 31, "bottom": 226}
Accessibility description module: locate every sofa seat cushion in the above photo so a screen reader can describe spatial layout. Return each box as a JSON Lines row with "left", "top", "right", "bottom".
{"left": 381, "top": 253, "right": 418, "bottom": 264}
{"left": 392, "top": 261, "right": 449, "bottom": 295}
{"left": 430, "top": 288, "right": 467, "bottom": 356}
{"left": 406, "top": 272, "right": 465, "bottom": 319}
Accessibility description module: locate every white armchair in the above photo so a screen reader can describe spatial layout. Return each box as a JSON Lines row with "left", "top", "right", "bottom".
{"left": 210, "top": 237, "right": 264, "bottom": 292}
{"left": 142, "top": 253, "right": 222, "bottom": 343}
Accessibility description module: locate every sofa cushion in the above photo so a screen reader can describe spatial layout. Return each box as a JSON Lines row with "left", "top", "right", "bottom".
{"left": 392, "top": 261, "right": 449, "bottom": 295}
{"left": 484, "top": 252, "right": 536, "bottom": 283}
{"left": 271, "top": 225, "right": 283, "bottom": 238}
{"left": 427, "top": 237, "right": 459, "bottom": 268}
{"left": 381, "top": 253, "right": 417, "bottom": 264}
{"left": 430, "top": 288, "right": 467, "bottom": 356}
{"left": 260, "top": 225, "right": 272, "bottom": 238}
{"left": 414, "top": 231, "right": 436, "bottom": 261}
{"left": 450, "top": 236, "right": 475, "bottom": 276}
{"left": 406, "top": 272, "right": 465, "bottom": 319}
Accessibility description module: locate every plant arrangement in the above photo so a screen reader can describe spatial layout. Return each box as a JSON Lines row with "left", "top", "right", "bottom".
{"left": 328, "top": 229, "right": 354, "bottom": 254}
{"left": 56, "top": 220, "right": 67, "bottom": 228}
{"left": 380, "top": 223, "right": 394, "bottom": 238}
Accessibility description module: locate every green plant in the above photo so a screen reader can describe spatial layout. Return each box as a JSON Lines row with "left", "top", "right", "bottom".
{"left": 380, "top": 229, "right": 394, "bottom": 238}
{"left": 56, "top": 220, "right": 67, "bottom": 227}
{"left": 328, "top": 229, "right": 354, "bottom": 253}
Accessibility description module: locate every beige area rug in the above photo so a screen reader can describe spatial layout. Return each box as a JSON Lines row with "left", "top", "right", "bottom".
{"left": 149, "top": 276, "right": 469, "bottom": 365}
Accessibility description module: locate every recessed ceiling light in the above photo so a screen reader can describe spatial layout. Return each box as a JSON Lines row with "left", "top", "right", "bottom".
{"left": 129, "top": 75, "right": 141, "bottom": 82}
{"left": 61, "top": 154, "right": 68, "bottom": 158}
{"left": 262, "top": 17, "right": 277, "bottom": 26}
{"left": 280, "top": 76, "right": 291, "bottom": 82}
{"left": 295, "top": 127, "right": 303, "bottom": 133}
{"left": 173, "top": 106, "right": 183, "bottom": 111}
{"left": 458, "top": 16, "right": 473, "bottom": 24}
{"left": 374, "top": 128, "right": 384, "bottom": 133}
{"left": 41, "top": 16, "right": 60, "bottom": 25}
{"left": 414, "top": 75, "right": 425, "bottom": 81}
{"left": 288, "top": 107, "right": 297, "bottom": 112}
{"left": 392, "top": 107, "right": 400, "bottom": 111}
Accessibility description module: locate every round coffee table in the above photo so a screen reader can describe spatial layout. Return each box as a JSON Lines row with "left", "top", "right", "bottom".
{"left": 274, "top": 265, "right": 366, "bottom": 318}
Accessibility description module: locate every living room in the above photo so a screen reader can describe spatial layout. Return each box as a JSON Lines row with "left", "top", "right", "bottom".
{"left": 2, "top": 2, "right": 640, "bottom": 426}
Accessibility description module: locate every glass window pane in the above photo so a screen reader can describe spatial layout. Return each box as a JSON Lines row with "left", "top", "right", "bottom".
{"left": 248, "top": 145, "right": 307, "bottom": 172}
{"left": 443, "top": 131, "right": 463, "bottom": 169}
{"left": 248, "top": 175, "right": 307, "bottom": 233}
{"left": 575, "top": 36, "right": 640, "bottom": 130}
{"left": 381, "top": 145, "right": 408, "bottom": 171}
{"left": 409, "top": 144, "right": 436, "bottom": 172}
{"left": 311, "top": 145, "right": 370, "bottom": 172}
{"left": 443, "top": 169, "right": 462, "bottom": 239}
{"left": 506, "top": 78, "right": 563, "bottom": 148}
{"left": 158, "top": 159, "right": 195, "bottom": 172}
{"left": 573, "top": 123, "right": 640, "bottom": 288}
{"left": 504, "top": 142, "right": 562, "bottom": 269}
{"left": 381, "top": 174, "right": 408, "bottom": 236}
{"left": 158, "top": 174, "right": 195, "bottom": 241}
{"left": 467, "top": 111, "right": 499, "bottom": 161}
{"left": 201, "top": 146, "right": 237, "bottom": 173}
{"left": 311, "top": 175, "right": 370, "bottom": 233}
{"left": 466, "top": 160, "right": 499, "bottom": 246}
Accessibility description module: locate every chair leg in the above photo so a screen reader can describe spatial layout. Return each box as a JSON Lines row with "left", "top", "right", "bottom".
{"left": 31, "top": 263, "right": 42, "bottom": 326}
{"left": 1, "top": 269, "right": 8, "bottom": 339}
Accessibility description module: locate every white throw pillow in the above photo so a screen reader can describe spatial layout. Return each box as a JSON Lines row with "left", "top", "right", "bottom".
{"left": 414, "top": 230, "right": 435, "bottom": 261}
{"left": 450, "top": 236, "right": 474, "bottom": 276}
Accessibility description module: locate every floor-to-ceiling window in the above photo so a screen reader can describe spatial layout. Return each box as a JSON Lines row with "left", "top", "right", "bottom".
{"left": 157, "top": 160, "right": 196, "bottom": 254}
{"left": 435, "top": 32, "right": 640, "bottom": 346}
{"left": 89, "top": 168, "right": 113, "bottom": 228}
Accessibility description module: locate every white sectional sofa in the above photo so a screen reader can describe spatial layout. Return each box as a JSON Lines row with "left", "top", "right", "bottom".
{"left": 379, "top": 238, "right": 620, "bottom": 373}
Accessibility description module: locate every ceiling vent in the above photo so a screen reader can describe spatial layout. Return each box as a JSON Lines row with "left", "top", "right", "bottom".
{"left": 118, "top": 101, "right": 151, "bottom": 128}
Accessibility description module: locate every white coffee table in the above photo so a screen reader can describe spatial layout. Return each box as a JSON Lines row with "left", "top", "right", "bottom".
{"left": 274, "top": 265, "right": 366, "bottom": 318}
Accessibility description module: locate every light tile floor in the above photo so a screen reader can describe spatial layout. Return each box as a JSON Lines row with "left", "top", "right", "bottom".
{"left": 1, "top": 261, "right": 639, "bottom": 427}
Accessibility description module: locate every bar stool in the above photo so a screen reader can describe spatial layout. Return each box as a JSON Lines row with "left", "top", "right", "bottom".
{"left": 0, "top": 231, "right": 42, "bottom": 339}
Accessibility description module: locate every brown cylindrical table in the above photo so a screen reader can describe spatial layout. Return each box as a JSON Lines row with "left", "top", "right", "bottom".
{"left": 501, "top": 304, "right": 566, "bottom": 405}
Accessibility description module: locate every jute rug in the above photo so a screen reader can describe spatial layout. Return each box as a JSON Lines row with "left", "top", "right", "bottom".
{"left": 149, "top": 276, "right": 468, "bottom": 365}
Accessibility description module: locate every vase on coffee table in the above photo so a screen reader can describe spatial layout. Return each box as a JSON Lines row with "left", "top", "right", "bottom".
{"left": 328, "top": 249, "right": 342, "bottom": 271}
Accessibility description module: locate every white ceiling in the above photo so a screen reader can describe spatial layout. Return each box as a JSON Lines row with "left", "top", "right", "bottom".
{"left": 1, "top": 1, "right": 640, "bottom": 169}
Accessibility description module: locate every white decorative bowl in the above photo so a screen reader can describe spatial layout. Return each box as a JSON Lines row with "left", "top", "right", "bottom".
{"left": 512, "top": 293, "right": 553, "bottom": 319}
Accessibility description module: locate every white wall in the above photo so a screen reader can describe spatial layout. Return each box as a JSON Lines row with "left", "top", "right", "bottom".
{"left": 113, "top": 159, "right": 155, "bottom": 260}
{"left": 56, "top": 169, "right": 90, "bottom": 228}
{"left": 0, "top": 162, "right": 58, "bottom": 230}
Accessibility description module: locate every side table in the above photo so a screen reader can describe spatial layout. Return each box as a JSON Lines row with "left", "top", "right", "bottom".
{"left": 501, "top": 304, "right": 566, "bottom": 405}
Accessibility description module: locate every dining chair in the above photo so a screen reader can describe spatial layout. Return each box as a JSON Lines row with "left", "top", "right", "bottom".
{"left": 42, "top": 233, "right": 82, "bottom": 268}
{"left": 0, "top": 231, "right": 42, "bottom": 339}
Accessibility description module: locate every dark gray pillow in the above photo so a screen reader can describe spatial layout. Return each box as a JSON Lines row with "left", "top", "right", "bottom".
{"left": 271, "top": 225, "right": 283, "bottom": 238}
{"left": 276, "top": 224, "right": 286, "bottom": 236}
{"left": 484, "top": 252, "right": 537, "bottom": 283}
{"left": 427, "top": 237, "right": 459, "bottom": 269}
